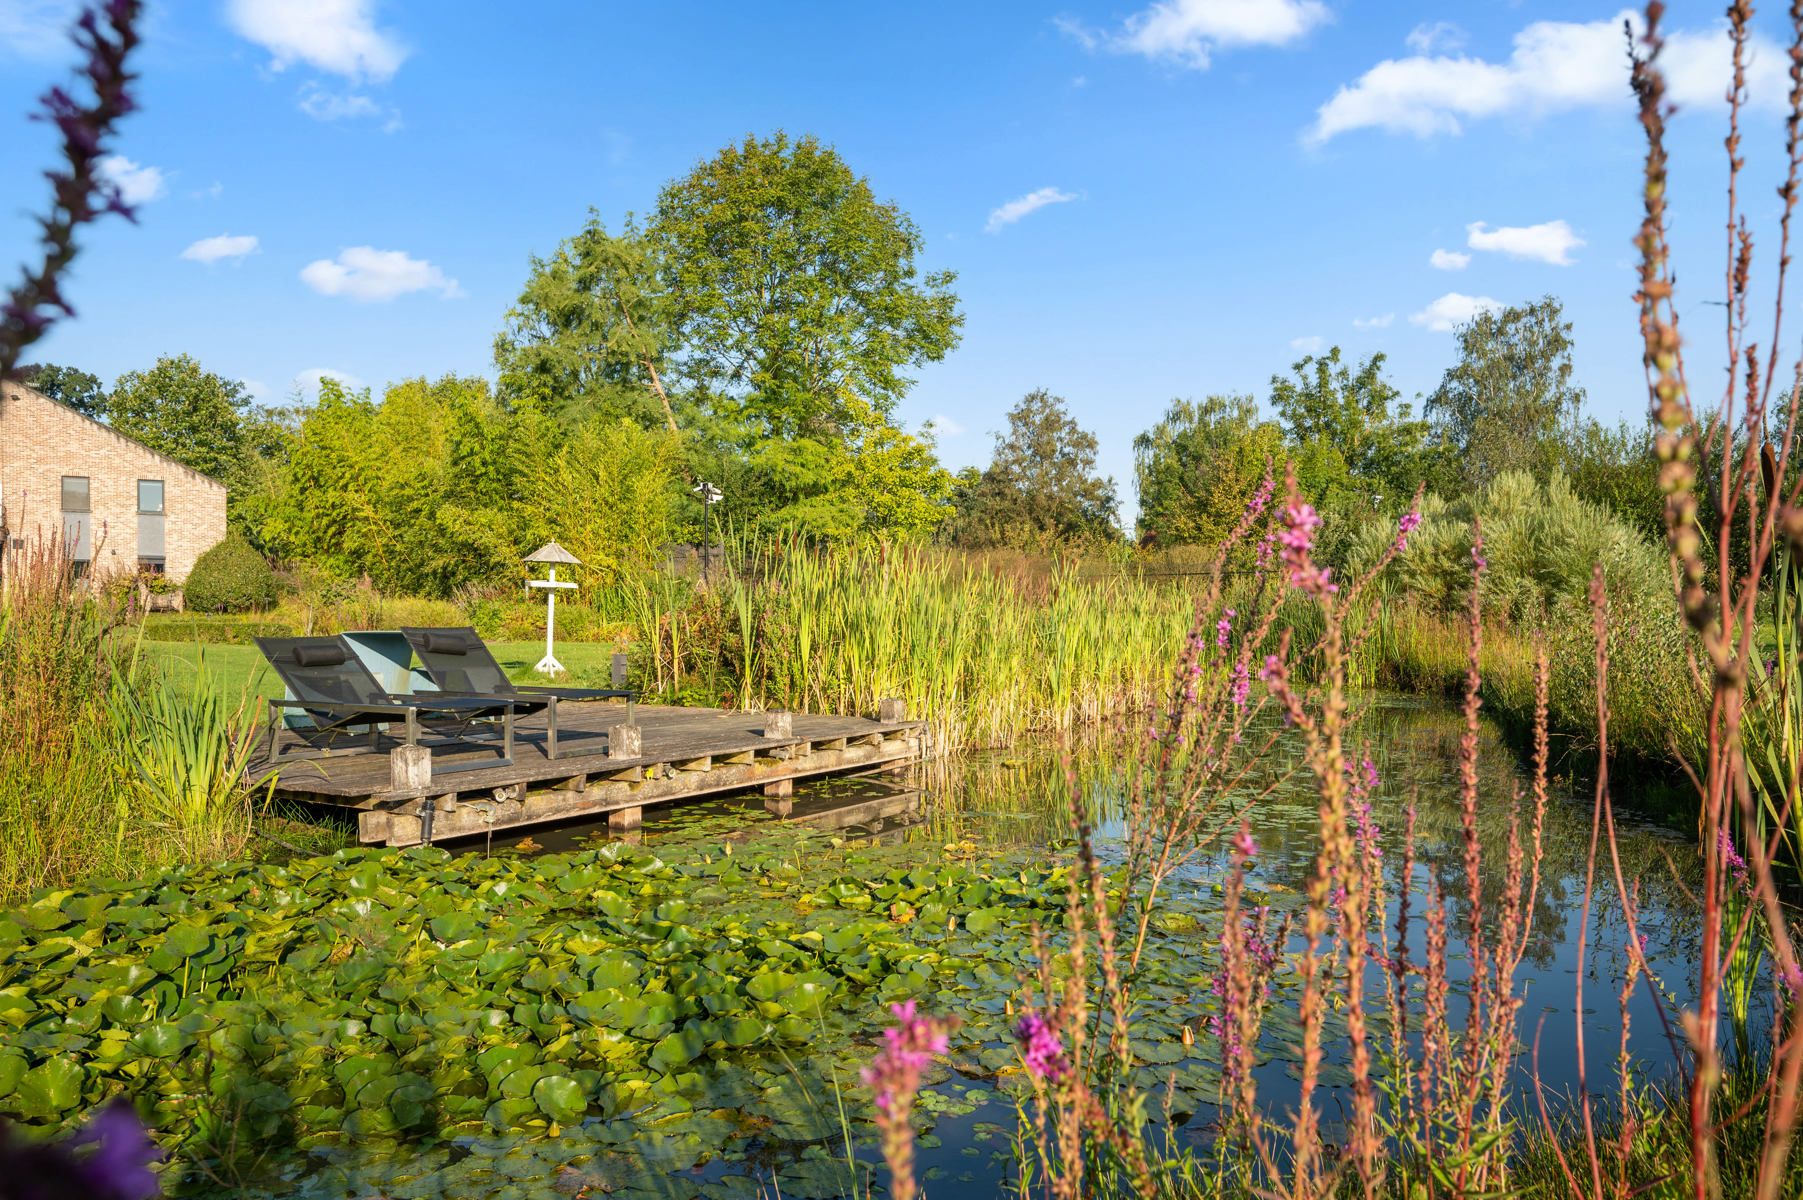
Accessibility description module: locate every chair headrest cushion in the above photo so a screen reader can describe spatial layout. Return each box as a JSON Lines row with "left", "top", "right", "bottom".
{"left": 294, "top": 643, "right": 347, "bottom": 668}
{"left": 423, "top": 630, "right": 474, "bottom": 655}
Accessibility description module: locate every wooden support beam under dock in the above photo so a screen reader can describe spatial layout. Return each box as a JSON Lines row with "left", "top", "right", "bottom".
{"left": 251, "top": 701, "right": 923, "bottom": 848}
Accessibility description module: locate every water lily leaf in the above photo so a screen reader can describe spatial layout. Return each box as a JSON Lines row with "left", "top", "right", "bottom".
{"left": 145, "top": 923, "right": 212, "bottom": 972}
{"left": 15, "top": 1058, "right": 85, "bottom": 1119}
{"left": 131, "top": 1023, "right": 194, "bottom": 1059}
{"left": 720, "top": 1016, "right": 767, "bottom": 1048}
{"left": 430, "top": 913, "right": 481, "bottom": 943}
{"left": 650, "top": 1026, "right": 705, "bottom": 1071}
{"left": 531, "top": 1074, "right": 587, "bottom": 1124}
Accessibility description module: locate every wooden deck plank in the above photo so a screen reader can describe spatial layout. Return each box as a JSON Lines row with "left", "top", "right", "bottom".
{"left": 253, "top": 700, "right": 924, "bottom": 846}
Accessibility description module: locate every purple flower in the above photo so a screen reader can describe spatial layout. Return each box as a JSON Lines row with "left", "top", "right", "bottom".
{"left": 1470, "top": 540, "right": 1488, "bottom": 572}
{"left": 1015, "top": 1013, "right": 1068, "bottom": 1081}
{"left": 1233, "top": 826, "right": 1258, "bottom": 858}
{"left": 1230, "top": 660, "right": 1250, "bottom": 708}
{"left": 0, "top": 1098, "right": 162, "bottom": 1200}
{"left": 1719, "top": 828, "right": 1751, "bottom": 892}
{"left": 1216, "top": 609, "right": 1235, "bottom": 650}
{"left": 1258, "top": 653, "right": 1282, "bottom": 683}
{"left": 861, "top": 1000, "right": 952, "bottom": 1115}
{"left": 1398, "top": 510, "right": 1422, "bottom": 536}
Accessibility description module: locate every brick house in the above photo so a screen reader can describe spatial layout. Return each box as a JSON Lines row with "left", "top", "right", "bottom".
{"left": 0, "top": 379, "right": 227, "bottom": 586}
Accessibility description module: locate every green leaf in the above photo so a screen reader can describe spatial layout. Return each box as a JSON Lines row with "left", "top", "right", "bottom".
{"left": 649, "top": 1026, "right": 705, "bottom": 1071}
{"left": 15, "top": 1058, "right": 86, "bottom": 1120}
{"left": 532, "top": 1074, "right": 587, "bottom": 1124}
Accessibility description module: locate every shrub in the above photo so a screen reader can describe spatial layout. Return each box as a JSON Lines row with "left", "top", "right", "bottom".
{"left": 183, "top": 533, "right": 279, "bottom": 613}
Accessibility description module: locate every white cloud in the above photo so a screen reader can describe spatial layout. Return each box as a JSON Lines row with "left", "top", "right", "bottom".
{"left": 300, "top": 246, "right": 460, "bottom": 301}
{"left": 924, "top": 414, "right": 967, "bottom": 437}
{"left": 1062, "top": 0, "right": 1328, "bottom": 69}
{"left": 293, "top": 368, "right": 363, "bottom": 400}
{"left": 97, "top": 155, "right": 166, "bottom": 205}
{"left": 1430, "top": 247, "right": 1470, "bottom": 271}
{"left": 181, "top": 234, "right": 260, "bottom": 264}
{"left": 1353, "top": 312, "right": 1395, "bottom": 329}
{"left": 1411, "top": 292, "right": 1503, "bottom": 332}
{"left": 1405, "top": 21, "right": 1464, "bottom": 55}
{"left": 1290, "top": 335, "right": 1324, "bottom": 353}
{"left": 1466, "top": 219, "right": 1583, "bottom": 265}
{"left": 226, "top": 0, "right": 407, "bottom": 82}
{"left": 0, "top": 0, "right": 77, "bottom": 57}
{"left": 1308, "top": 10, "right": 1788, "bottom": 144}
{"left": 298, "top": 84, "right": 403, "bottom": 131}
{"left": 986, "top": 187, "right": 1078, "bottom": 233}
{"left": 191, "top": 181, "right": 225, "bottom": 201}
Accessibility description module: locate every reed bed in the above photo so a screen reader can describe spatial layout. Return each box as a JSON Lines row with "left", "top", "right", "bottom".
{"left": 616, "top": 541, "right": 1199, "bottom": 751}
{"left": 0, "top": 540, "right": 267, "bottom": 903}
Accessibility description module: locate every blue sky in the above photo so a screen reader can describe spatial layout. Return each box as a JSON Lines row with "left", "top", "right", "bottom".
{"left": 1, "top": 0, "right": 1795, "bottom": 513}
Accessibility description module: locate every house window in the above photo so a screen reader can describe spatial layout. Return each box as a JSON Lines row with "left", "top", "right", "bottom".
{"left": 59, "top": 475, "right": 91, "bottom": 561}
{"left": 137, "top": 557, "right": 166, "bottom": 575}
{"left": 137, "top": 479, "right": 166, "bottom": 564}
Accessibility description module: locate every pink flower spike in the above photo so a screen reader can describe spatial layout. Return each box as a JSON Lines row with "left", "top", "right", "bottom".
{"left": 1233, "top": 826, "right": 1258, "bottom": 858}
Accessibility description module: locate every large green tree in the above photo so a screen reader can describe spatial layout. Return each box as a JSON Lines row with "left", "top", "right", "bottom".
{"left": 1270, "top": 346, "right": 1443, "bottom": 502}
{"left": 494, "top": 214, "right": 679, "bottom": 430}
{"left": 19, "top": 362, "right": 105, "bottom": 418}
{"left": 1426, "top": 296, "right": 1585, "bottom": 488}
{"left": 1133, "top": 394, "right": 1284, "bottom": 548}
{"left": 945, "top": 389, "right": 1117, "bottom": 548}
{"left": 107, "top": 353, "right": 248, "bottom": 480}
{"left": 648, "top": 132, "right": 963, "bottom": 441}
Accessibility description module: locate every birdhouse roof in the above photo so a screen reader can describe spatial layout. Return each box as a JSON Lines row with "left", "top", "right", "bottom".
{"left": 524, "top": 541, "right": 581, "bottom": 565}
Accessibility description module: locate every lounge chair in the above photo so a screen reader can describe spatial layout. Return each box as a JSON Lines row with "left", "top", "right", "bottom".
{"left": 399, "top": 626, "right": 636, "bottom": 759}
{"left": 255, "top": 635, "right": 520, "bottom": 772}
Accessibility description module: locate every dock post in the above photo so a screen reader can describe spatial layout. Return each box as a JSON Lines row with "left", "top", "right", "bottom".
{"left": 762, "top": 711, "right": 793, "bottom": 738}
{"left": 877, "top": 697, "right": 907, "bottom": 722}
{"left": 612, "top": 720, "right": 642, "bottom": 758}
{"left": 391, "top": 745, "right": 432, "bottom": 791}
{"left": 763, "top": 777, "right": 793, "bottom": 816}
{"left": 611, "top": 652, "right": 629, "bottom": 689}
{"left": 608, "top": 806, "right": 642, "bottom": 835}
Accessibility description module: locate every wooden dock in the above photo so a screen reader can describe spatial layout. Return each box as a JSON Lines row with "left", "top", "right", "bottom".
{"left": 252, "top": 700, "right": 924, "bottom": 847}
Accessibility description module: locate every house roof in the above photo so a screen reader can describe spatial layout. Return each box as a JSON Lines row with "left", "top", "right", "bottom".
{"left": 0, "top": 379, "right": 229, "bottom": 491}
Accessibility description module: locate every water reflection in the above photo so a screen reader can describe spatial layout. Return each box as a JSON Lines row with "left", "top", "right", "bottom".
{"left": 505, "top": 694, "right": 1712, "bottom": 1104}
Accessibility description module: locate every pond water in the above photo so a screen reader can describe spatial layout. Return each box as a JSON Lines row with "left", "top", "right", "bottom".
{"left": 421, "top": 693, "right": 1709, "bottom": 1198}
{"left": 0, "top": 696, "right": 1720, "bottom": 1199}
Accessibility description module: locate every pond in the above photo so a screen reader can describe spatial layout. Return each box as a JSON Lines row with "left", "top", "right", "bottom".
{"left": 0, "top": 695, "right": 1715, "bottom": 1198}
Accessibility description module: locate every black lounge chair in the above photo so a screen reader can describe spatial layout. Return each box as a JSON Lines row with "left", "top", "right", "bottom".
{"left": 255, "top": 636, "right": 520, "bottom": 772}
{"left": 399, "top": 626, "right": 636, "bottom": 760}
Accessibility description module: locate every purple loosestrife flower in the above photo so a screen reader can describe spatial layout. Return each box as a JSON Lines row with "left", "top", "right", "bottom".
{"left": 1230, "top": 660, "right": 1250, "bottom": 708}
{"left": 1216, "top": 609, "right": 1235, "bottom": 650}
{"left": 1014, "top": 1013, "right": 1068, "bottom": 1081}
{"left": 1233, "top": 826, "right": 1258, "bottom": 859}
{"left": 1255, "top": 534, "right": 1275, "bottom": 570}
{"left": 1280, "top": 501, "right": 1337, "bottom": 596}
{"left": 1719, "top": 828, "right": 1751, "bottom": 892}
{"left": 0, "top": 1098, "right": 162, "bottom": 1200}
{"left": 1470, "top": 539, "right": 1488, "bottom": 572}
{"left": 862, "top": 1001, "right": 955, "bottom": 1200}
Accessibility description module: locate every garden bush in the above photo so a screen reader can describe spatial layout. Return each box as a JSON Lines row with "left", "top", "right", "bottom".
{"left": 181, "top": 533, "right": 279, "bottom": 614}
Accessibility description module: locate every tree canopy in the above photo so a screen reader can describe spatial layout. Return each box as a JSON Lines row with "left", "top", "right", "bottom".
{"left": 1426, "top": 296, "right": 1584, "bottom": 489}
{"left": 19, "top": 363, "right": 105, "bottom": 418}
{"left": 945, "top": 389, "right": 1118, "bottom": 549}
{"left": 106, "top": 354, "right": 248, "bottom": 480}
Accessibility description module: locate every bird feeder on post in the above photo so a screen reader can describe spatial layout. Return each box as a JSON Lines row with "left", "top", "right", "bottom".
{"left": 525, "top": 541, "right": 581, "bottom": 677}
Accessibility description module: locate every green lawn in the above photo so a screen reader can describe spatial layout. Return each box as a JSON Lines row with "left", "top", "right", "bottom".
{"left": 137, "top": 639, "right": 622, "bottom": 701}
